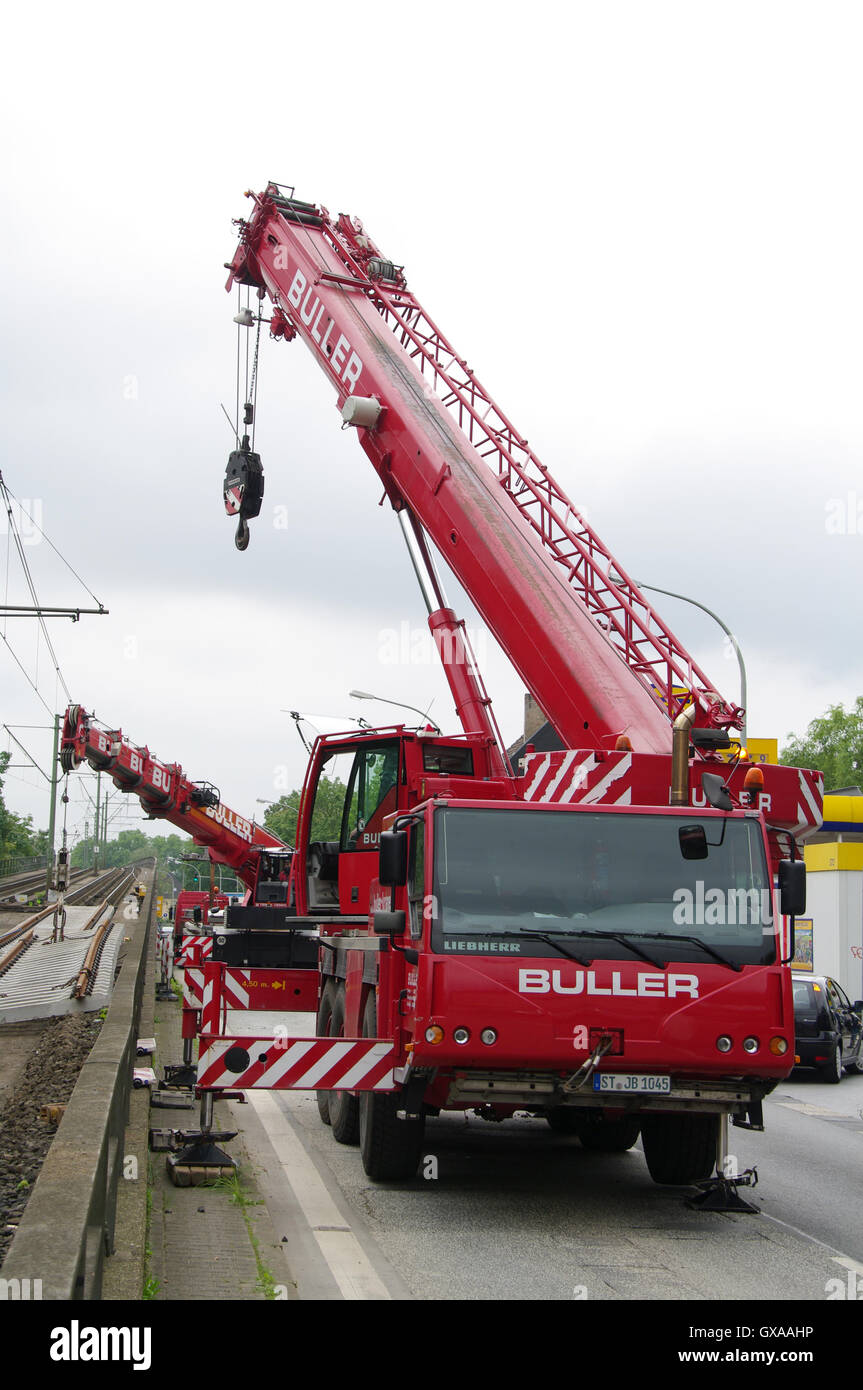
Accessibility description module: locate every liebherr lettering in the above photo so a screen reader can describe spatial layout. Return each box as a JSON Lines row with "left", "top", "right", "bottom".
{"left": 285, "top": 268, "right": 363, "bottom": 393}
{"left": 518, "top": 968, "right": 700, "bottom": 998}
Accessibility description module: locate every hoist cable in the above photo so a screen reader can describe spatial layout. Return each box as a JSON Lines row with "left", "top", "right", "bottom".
{"left": 249, "top": 308, "right": 262, "bottom": 452}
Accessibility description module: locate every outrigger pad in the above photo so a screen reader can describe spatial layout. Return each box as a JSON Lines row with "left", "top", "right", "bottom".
{"left": 150, "top": 1127, "right": 237, "bottom": 1152}
{"left": 686, "top": 1167, "right": 760, "bottom": 1214}
{"left": 166, "top": 1134, "right": 239, "bottom": 1187}
{"left": 149, "top": 1092, "right": 195, "bottom": 1111}
{"left": 160, "top": 1064, "right": 198, "bottom": 1089}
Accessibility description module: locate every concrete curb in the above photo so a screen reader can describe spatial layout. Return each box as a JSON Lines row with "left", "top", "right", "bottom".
{"left": 1, "top": 867, "right": 154, "bottom": 1300}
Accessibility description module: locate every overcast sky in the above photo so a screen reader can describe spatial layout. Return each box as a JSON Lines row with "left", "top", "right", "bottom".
{"left": 1, "top": 0, "right": 861, "bottom": 845}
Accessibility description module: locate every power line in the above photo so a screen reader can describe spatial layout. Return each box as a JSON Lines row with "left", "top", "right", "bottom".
{"left": 0, "top": 473, "right": 70, "bottom": 704}
{"left": 0, "top": 475, "right": 106, "bottom": 610}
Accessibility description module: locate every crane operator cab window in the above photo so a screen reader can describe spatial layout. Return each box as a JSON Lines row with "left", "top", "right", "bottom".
{"left": 306, "top": 741, "right": 401, "bottom": 912}
{"left": 255, "top": 850, "right": 292, "bottom": 905}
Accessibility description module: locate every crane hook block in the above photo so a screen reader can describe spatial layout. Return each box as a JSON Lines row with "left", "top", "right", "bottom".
{"left": 223, "top": 441, "right": 264, "bottom": 548}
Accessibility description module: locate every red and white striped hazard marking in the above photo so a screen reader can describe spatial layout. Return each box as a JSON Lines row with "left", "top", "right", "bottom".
{"left": 197, "top": 1036, "right": 396, "bottom": 1092}
{"left": 176, "top": 934, "right": 213, "bottom": 967}
{"left": 523, "top": 751, "right": 632, "bottom": 805}
{"left": 522, "top": 751, "right": 825, "bottom": 839}
{"left": 183, "top": 967, "right": 205, "bottom": 1008}
{"left": 794, "top": 769, "right": 824, "bottom": 836}
{"left": 199, "top": 967, "right": 251, "bottom": 1033}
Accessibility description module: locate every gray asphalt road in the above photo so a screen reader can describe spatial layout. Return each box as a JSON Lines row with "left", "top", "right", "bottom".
{"left": 229, "top": 1057, "right": 863, "bottom": 1303}
{"left": 731, "top": 1070, "right": 863, "bottom": 1263}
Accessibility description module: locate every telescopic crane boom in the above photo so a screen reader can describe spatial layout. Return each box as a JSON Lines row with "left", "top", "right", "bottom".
{"left": 60, "top": 705, "right": 287, "bottom": 889}
{"left": 225, "top": 184, "right": 744, "bottom": 758}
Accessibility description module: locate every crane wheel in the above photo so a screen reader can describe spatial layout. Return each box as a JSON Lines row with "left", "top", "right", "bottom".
{"left": 572, "top": 1112, "right": 641, "bottom": 1153}
{"left": 545, "top": 1109, "right": 583, "bottom": 1135}
{"left": 359, "top": 995, "right": 424, "bottom": 1181}
{"left": 315, "top": 981, "right": 337, "bottom": 1126}
{"left": 640, "top": 1114, "right": 719, "bottom": 1185}
{"left": 328, "top": 987, "right": 360, "bottom": 1144}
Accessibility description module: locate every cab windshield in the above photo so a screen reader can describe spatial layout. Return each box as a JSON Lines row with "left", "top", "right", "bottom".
{"left": 431, "top": 807, "right": 775, "bottom": 966}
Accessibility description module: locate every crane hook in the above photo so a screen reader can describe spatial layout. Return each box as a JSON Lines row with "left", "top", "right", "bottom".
{"left": 235, "top": 517, "right": 251, "bottom": 551}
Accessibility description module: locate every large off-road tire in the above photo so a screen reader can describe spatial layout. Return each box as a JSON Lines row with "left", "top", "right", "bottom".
{"left": 359, "top": 994, "right": 425, "bottom": 1181}
{"left": 640, "top": 1113, "right": 719, "bottom": 1185}
{"left": 574, "top": 1111, "right": 641, "bottom": 1153}
{"left": 821, "top": 1042, "right": 843, "bottom": 1085}
{"left": 329, "top": 987, "right": 360, "bottom": 1144}
{"left": 545, "top": 1109, "right": 583, "bottom": 1135}
{"left": 315, "top": 980, "right": 337, "bottom": 1125}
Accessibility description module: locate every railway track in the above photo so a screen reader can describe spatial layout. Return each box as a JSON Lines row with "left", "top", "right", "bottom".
{"left": 0, "top": 867, "right": 137, "bottom": 951}
{"left": 0, "top": 866, "right": 142, "bottom": 1021}
{"left": 0, "top": 865, "right": 90, "bottom": 907}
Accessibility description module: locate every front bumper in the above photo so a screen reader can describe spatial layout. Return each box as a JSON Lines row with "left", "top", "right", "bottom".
{"left": 443, "top": 1069, "right": 776, "bottom": 1114}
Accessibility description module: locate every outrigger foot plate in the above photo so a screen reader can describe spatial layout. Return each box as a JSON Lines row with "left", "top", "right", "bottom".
{"left": 686, "top": 1167, "right": 759, "bottom": 1214}
{"left": 160, "top": 1064, "right": 198, "bottom": 1089}
{"left": 166, "top": 1132, "right": 239, "bottom": 1186}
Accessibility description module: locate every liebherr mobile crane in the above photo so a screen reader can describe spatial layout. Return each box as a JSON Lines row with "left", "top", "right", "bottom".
{"left": 210, "top": 183, "right": 823, "bottom": 1197}
{"left": 60, "top": 705, "right": 291, "bottom": 903}
{"left": 58, "top": 706, "right": 310, "bottom": 1094}
{"left": 64, "top": 183, "right": 822, "bottom": 1197}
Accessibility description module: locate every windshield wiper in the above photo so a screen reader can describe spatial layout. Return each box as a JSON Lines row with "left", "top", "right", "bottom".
{"left": 449, "top": 929, "right": 593, "bottom": 966}
{"left": 513, "top": 931, "right": 595, "bottom": 966}
{"left": 446, "top": 927, "right": 666, "bottom": 968}
{"left": 632, "top": 931, "right": 743, "bottom": 973}
{"left": 561, "top": 929, "right": 669, "bottom": 969}
{"left": 443, "top": 926, "right": 738, "bottom": 972}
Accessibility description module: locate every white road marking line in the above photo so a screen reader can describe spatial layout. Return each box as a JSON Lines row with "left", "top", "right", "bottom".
{"left": 247, "top": 1089, "right": 391, "bottom": 1301}
{"left": 776, "top": 1100, "right": 849, "bottom": 1118}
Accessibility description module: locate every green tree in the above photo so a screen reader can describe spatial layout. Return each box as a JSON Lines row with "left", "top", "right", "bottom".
{"left": 70, "top": 824, "right": 243, "bottom": 898}
{"left": 264, "top": 776, "right": 348, "bottom": 846}
{"left": 780, "top": 698, "right": 863, "bottom": 792}
{"left": 264, "top": 790, "right": 302, "bottom": 846}
{"left": 0, "top": 751, "right": 47, "bottom": 859}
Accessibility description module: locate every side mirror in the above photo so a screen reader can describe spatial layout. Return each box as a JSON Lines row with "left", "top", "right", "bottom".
{"left": 701, "top": 772, "right": 733, "bottom": 811}
{"left": 778, "top": 859, "right": 806, "bottom": 918}
{"left": 679, "top": 824, "right": 708, "bottom": 860}
{"left": 374, "top": 910, "right": 406, "bottom": 937}
{"left": 379, "top": 830, "right": 408, "bottom": 887}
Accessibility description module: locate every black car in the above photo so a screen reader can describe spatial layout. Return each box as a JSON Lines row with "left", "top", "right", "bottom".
{"left": 792, "top": 973, "right": 863, "bottom": 1083}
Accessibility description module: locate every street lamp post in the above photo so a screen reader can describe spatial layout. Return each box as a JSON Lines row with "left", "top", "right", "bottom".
{"left": 636, "top": 582, "right": 747, "bottom": 744}
{"left": 349, "top": 689, "right": 440, "bottom": 731}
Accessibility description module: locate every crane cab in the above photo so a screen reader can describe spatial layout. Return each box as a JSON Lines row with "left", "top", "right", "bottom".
{"left": 291, "top": 726, "right": 512, "bottom": 920}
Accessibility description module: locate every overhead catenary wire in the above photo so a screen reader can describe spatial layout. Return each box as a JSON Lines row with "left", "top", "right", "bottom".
{"left": 0, "top": 630, "right": 55, "bottom": 717}
{"left": 0, "top": 472, "right": 107, "bottom": 732}
{"left": 0, "top": 475, "right": 105, "bottom": 612}
{"left": 0, "top": 474, "right": 71, "bottom": 705}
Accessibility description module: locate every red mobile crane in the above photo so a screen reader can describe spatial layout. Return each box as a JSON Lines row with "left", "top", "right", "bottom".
{"left": 59, "top": 705, "right": 305, "bottom": 1098}
{"left": 207, "top": 184, "right": 823, "bottom": 1198}
{"left": 103, "top": 184, "right": 823, "bottom": 1197}
{"left": 60, "top": 704, "right": 290, "bottom": 897}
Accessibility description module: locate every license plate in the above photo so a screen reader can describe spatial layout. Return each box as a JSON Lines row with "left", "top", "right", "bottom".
{"left": 592, "top": 1073, "right": 671, "bottom": 1094}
